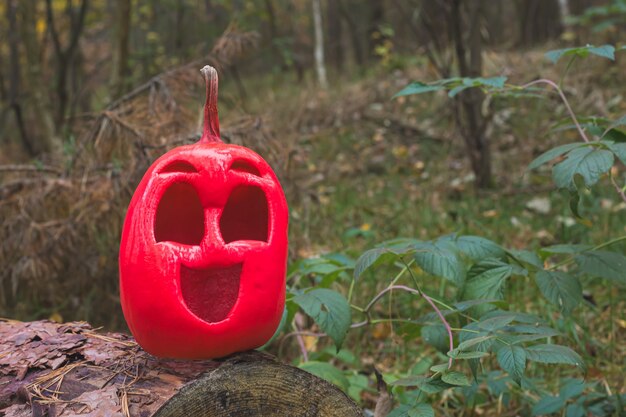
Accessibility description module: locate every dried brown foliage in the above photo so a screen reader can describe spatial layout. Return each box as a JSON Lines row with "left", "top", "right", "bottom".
{"left": 0, "top": 28, "right": 292, "bottom": 328}
{"left": 211, "top": 24, "right": 260, "bottom": 66}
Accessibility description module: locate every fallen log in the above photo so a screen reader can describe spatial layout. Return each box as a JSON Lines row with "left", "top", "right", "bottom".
{"left": 0, "top": 319, "right": 363, "bottom": 416}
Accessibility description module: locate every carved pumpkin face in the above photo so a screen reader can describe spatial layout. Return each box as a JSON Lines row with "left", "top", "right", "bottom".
{"left": 119, "top": 67, "right": 288, "bottom": 359}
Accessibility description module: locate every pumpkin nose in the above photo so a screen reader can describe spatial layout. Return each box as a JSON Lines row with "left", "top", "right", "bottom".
{"left": 154, "top": 182, "right": 205, "bottom": 245}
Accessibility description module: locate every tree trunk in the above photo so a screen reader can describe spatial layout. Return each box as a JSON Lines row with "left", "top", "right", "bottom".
{"left": 110, "top": 0, "right": 132, "bottom": 99}
{"left": 337, "top": 0, "right": 365, "bottom": 67}
{"left": 516, "top": 0, "right": 563, "bottom": 46}
{"left": 174, "top": 0, "right": 185, "bottom": 51}
{"left": 6, "top": 0, "right": 35, "bottom": 156}
{"left": 0, "top": 320, "right": 362, "bottom": 416}
{"left": 17, "top": 0, "right": 57, "bottom": 153}
{"left": 312, "top": 0, "right": 328, "bottom": 89}
{"left": 45, "top": 0, "right": 89, "bottom": 135}
{"left": 451, "top": 0, "right": 492, "bottom": 189}
{"left": 327, "top": 0, "right": 343, "bottom": 71}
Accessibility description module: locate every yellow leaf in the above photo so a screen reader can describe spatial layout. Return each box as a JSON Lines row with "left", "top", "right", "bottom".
{"left": 303, "top": 335, "right": 318, "bottom": 351}
{"left": 36, "top": 18, "right": 46, "bottom": 36}
{"left": 49, "top": 312, "right": 63, "bottom": 323}
{"left": 372, "top": 323, "right": 391, "bottom": 340}
{"left": 482, "top": 209, "right": 498, "bottom": 218}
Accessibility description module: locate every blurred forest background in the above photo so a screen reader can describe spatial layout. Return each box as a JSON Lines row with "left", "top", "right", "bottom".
{"left": 0, "top": 0, "right": 624, "bottom": 322}
{"left": 0, "top": 0, "right": 626, "bottom": 416}
{"left": 1, "top": 1, "right": 625, "bottom": 414}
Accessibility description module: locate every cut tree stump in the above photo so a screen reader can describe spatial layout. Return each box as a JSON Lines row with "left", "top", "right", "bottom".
{"left": 0, "top": 319, "right": 363, "bottom": 416}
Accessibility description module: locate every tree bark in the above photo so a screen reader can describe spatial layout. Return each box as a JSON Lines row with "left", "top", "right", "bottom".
{"left": 17, "top": 0, "right": 57, "bottom": 153}
{"left": 337, "top": 0, "right": 364, "bottom": 67}
{"left": 45, "top": 0, "right": 89, "bottom": 135}
{"left": 110, "top": 0, "right": 132, "bottom": 99}
{"left": 327, "top": 0, "right": 343, "bottom": 71}
{"left": 0, "top": 320, "right": 363, "bottom": 416}
{"left": 6, "top": 0, "right": 35, "bottom": 156}
{"left": 450, "top": 0, "right": 493, "bottom": 188}
{"left": 312, "top": 0, "right": 328, "bottom": 89}
{"left": 516, "top": 0, "right": 563, "bottom": 46}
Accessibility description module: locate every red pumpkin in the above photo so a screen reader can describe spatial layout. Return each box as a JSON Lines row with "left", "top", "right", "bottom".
{"left": 119, "top": 66, "right": 288, "bottom": 359}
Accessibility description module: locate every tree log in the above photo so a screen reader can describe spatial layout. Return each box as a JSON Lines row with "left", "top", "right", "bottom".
{"left": 0, "top": 319, "right": 363, "bottom": 416}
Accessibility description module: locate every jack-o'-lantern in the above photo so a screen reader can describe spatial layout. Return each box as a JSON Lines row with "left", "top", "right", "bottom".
{"left": 119, "top": 66, "right": 288, "bottom": 359}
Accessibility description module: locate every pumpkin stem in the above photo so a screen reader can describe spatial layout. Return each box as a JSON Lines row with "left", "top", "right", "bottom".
{"left": 199, "top": 65, "right": 221, "bottom": 143}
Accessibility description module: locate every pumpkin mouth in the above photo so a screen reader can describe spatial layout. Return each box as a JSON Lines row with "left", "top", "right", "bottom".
{"left": 180, "top": 263, "right": 242, "bottom": 323}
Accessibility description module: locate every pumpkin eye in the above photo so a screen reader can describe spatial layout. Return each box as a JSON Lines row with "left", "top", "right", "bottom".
{"left": 219, "top": 185, "right": 268, "bottom": 243}
{"left": 154, "top": 182, "right": 204, "bottom": 244}
{"left": 230, "top": 159, "right": 261, "bottom": 176}
{"left": 160, "top": 160, "right": 198, "bottom": 173}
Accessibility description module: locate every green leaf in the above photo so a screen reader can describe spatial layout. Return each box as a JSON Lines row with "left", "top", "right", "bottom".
{"left": 456, "top": 235, "right": 506, "bottom": 261}
{"left": 453, "top": 299, "right": 508, "bottom": 312}
{"left": 507, "top": 249, "right": 544, "bottom": 270}
{"left": 429, "top": 363, "right": 449, "bottom": 373}
{"left": 504, "top": 333, "right": 561, "bottom": 344}
{"left": 448, "top": 85, "right": 469, "bottom": 97}
{"left": 535, "top": 271, "right": 582, "bottom": 315}
{"left": 293, "top": 289, "right": 351, "bottom": 350}
{"left": 353, "top": 247, "right": 407, "bottom": 280}
{"left": 390, "top": 376, "right": 454, "bottom": 394}
{"left": 298, "top": 361, "right": 349, "bottom": 391}
{"left": 540, "top": 244, "right": 591, "bottom": 255}
{"left": 588, "top": 44, "right": 616, "bottom": 60}
{"left": 421, "top": 324, "right": 449, "bottom": 353}
{"left": 505, "top": 324, "right": 561, "bottom": 337}
{"left": 413, "top": 240, "right": 465, "bottom": 285}
{"left": 474, "top": 76, "right": 508, "bottom": 88}
{"left": 545, "top": 44, "right": 616, "bottom": 63}
{"left": 496, "top": 345, "right": 526, "bottom": 385}
{"left": 407, "top": 404, "right": 434, "bottom": 417}
{"left": 394, "top": 82, "right": 445, "bottom": 98}
{"left": 346, "top": 373, "right": 369, "bottom": 402}
{"left": 477, "top": 315, "right": 516, "bottom": 332}
{"left": 463, "top": 259, "right": 513, "bottom": 314}
{"left": 447, "top": 350, "right": 489, "bottom": 359}
{"left": 388, "top": 404, "right": 413, "bottom": 417}
{"left": 481, "top": 310, "right": 545, "bottom": 324}
{"left": 552, "top": 146, "right": 614, "bottom": 190}
{"left": 441, "top": 371, "right": 471, "bottom": 386}
{"left": 390, "top": 375, "right": 426, "bottom": 387}
{"left": 525, "top": 344, "right": 585, "bottom": 369}
{"left": 565, "top": 403, "right": 586, "bottom": 417}
{"left": 559, "top": 379, "right": 585, "bottom": 400}
{"left": 532, "top": 395, "right": 566, "bottom": 416}
{"left": 575, "top": 250, "right": 626, "bottom": 285}
{"left": 418, "top": 377, "right": 455, "bottom": 394}
{"left": 456, "top": 335, "right": 495, "bottom": 352}
{"left": 603, "top": 140, "right": 626, "bottom": 165}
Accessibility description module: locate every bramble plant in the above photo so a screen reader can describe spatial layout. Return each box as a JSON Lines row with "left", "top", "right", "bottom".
{"left": 275, "top": 45, "right": 626, "bottom": 416}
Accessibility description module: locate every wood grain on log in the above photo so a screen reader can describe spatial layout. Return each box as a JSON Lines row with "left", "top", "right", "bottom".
{"left": 0, "top": 319, "right": 362, "bottom": 417}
